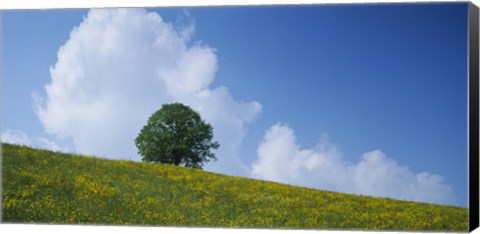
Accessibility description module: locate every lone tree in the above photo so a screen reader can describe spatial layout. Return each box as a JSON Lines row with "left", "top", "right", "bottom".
{"left": 135, "top": 102, "right": 219, "bottom": 169}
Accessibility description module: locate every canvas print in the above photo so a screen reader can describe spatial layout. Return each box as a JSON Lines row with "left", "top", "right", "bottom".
{"left": 1, "top": 3, "right": 472, "bottom": 231}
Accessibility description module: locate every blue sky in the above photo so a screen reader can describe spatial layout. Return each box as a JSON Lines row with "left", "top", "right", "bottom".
{"left": 2, "top": 3, "right": 469, "bottom": 207}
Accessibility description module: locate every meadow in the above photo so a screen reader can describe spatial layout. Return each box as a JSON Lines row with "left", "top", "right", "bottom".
{"left": 1, "top": 143, "right": 469, "bottom": 231}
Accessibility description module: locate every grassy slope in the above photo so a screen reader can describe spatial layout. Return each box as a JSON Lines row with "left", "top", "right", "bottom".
{"left": 1, "top": 143, "right": 468, "bottom": 231}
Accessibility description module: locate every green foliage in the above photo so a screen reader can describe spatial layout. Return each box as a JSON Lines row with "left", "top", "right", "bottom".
{"left": 135, "top": 102, "right": 219, "bottom": 169}
{"left": 1, "top": 143, "right": 468, "bottom": 231}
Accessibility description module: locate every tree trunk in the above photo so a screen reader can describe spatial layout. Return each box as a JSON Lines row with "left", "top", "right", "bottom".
{"left": 174, "top": 152, "right": 181, "bottom": 166}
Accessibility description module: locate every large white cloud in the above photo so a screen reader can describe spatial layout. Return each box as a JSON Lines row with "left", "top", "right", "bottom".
{"left": 33, "top": 8, "right": 261, "bottom": 175}
{"left": 251, "top": 123, "right": 455, "bottom": 205}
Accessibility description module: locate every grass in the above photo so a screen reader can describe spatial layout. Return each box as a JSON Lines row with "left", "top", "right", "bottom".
{"left": 1, "top": 143, "right": 469, "bottom": 231}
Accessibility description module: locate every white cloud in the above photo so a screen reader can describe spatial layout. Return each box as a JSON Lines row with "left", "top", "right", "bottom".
{"left": 36, "top": 137, "right": 64, "bottom": 152}
{"left": 33, "top": 8, "right": 261, "bottom": 175}
{"left": 1, "top": 129, "right": 31, "bottom": 145}
{"left": 251, "top": 123, "right": 455, "bottom": 205}
{"left": 1, "top": 129, "right": 66, "bottom": 152}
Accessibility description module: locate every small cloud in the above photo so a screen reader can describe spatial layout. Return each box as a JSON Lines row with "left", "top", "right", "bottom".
{"left": 1, "top": 129, "right": 67, "bottom": 153}
{"left": 251, "top": 123, "right": 456, "bottom": 205}
{"left": 176, "top": 9, "right": 195, "bottom": 41}
{"left": 36, "top": 137, "right": 63, "bottom": 152}
{"left": 1, "top": 129, "right": 31, "bottom": 145}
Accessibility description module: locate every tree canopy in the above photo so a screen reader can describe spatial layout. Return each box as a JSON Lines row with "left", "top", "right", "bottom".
{"left": 135, "top": 103, "right": 219, "bottom": 169}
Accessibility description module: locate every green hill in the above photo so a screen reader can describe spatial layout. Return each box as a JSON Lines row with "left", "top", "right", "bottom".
{"left": 1, "top": 143, "right": 468, "bottom": 231}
